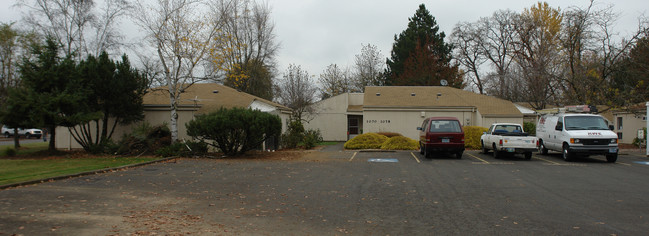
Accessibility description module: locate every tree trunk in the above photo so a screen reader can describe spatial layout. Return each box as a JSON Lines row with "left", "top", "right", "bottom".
{"left": 48, "top": 125, "right": 56, "bottom": 151}
{"left": 169, "top": 92, "right": 178, "bottom": 143}
{"left": 13, "top": 128, "right": 20, "bottom": 149}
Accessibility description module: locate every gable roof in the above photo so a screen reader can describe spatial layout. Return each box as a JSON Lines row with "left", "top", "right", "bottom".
{"left": 363, "top": 86, "right": 522, "bottom": 116}
{"left": 143, "top": 83, "right": 291, "bottom": 114}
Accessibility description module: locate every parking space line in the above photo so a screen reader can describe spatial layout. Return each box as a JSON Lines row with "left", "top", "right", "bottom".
{"left": 466, "top": 153, "right": 489, "bottom": 164}
{"left": 410, "top": 152, "right": 421, "bottom": 163}
{"left": 616, "top": 162, "right": 631, "bottom": 166}
{"left": 534, "top": 156, "right": 562, "bottom": 165}
{"left": 349, "top": 152, "right": 357, "bottom": 162}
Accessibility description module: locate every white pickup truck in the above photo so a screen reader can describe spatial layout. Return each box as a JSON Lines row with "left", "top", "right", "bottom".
{"left": 2, "top": 126, "right": 43, "bottom": 139}
{"left": 480, "top": 123, "right": 538, "bottom": 160}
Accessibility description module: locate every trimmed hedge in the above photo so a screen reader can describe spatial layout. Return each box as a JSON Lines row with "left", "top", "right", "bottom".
{"left": 376, "top": 132, "right": 403, "bottom": 138}
{"left": 344, "top": 133, "right": 388, "bottom": 149}
{"left": 380, "top": 136, "right": 418, "bottom": 150}
{"left": 464, "top": 126, "right": 488, "bottom": 149}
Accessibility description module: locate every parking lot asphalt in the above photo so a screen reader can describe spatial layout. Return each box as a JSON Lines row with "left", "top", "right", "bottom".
{"left": 2, "top": 146, "right": 649, "bottom": 235}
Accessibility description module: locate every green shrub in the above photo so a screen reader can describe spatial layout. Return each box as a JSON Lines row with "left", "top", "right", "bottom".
{"left": 281, "top": 120, "right": 305, "bottom": 149}
{"left": 376, "top": 132, "right": 403, "bottom": 138}
{"left": 113, "top": 122, "right": 172, "bottom": 155}
{"left": 381, "top": 136, "right": 418, "bottom": 150}
{"left": 155, "top": 140, "right": 208, "bottom": 157}
{"left": 303, "top": 129, "right": 323, "bottom": 149}
{"left": 344, "top": 133, "right": 388, "bottom": 149}
{"left": 3, "top": 147, "right": 16, "bottom": 157}
{"left": 186, "top": 107, "right": 281, "bottom": 156}
{"left": 523, "top": 122, "right": 536, "bottom": 136}
{"left": 464, "top": 126, "right": 488, "bottom": 149}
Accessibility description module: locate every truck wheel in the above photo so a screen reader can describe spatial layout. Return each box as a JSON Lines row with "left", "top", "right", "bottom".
{"left": 562, "top": 144, "right": 574, "bottom": 162}
{"left": 492, "top": 144, "right": 500, "bottom": 159}
{"left": 539, "top": 140, "right": 548, "bottom": 155}
{"left": 524, "top": 152, "right": 532, "bottom": 160}
{"left": 26, "top": 133, "right": 31, "bottom": 139}
{"left": 419, "top": 143, "right": 424, "bottom": 155}
{"left": 606, "top": 153, "right": 618, "bottom": 163}
{"left": 481, "top": 141, "right": 489, "bottom": 154}
{"left": 456, "top": 151, "right": 463, "bottom": 159}
{"left": 4, "top": 132, "right": 9, "bottom": 138}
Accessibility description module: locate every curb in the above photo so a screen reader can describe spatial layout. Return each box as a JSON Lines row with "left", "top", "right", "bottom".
{"left": 0, "top": 157, "right": 177, "bottom": 190}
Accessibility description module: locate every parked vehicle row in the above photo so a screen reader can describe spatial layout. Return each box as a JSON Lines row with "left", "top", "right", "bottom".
{"left": 1, "top": 125, "right": 43, "bottom": 139}
{"left": 418, "top": 111, "right": 618, "bottom": 163}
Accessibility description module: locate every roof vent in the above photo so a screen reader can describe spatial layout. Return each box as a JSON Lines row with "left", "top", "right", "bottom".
{"left": 376, "top": 93, "right": 381, "bottom": 96}
{"left": 212, "top": 90, "right": 219, "bottom": 94}
{"left": 411, "top": 93, "right": 416, "bottom": 96}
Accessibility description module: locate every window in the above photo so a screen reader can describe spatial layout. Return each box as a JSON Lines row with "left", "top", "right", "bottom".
{"left": 617, "top": 117, "right": 623, "bottom": 130}
{"left": 429, "top": 120, "right": 462, "bottom": 133}
{"left": 563, "top": 116, "right": 608, "bottom": 130}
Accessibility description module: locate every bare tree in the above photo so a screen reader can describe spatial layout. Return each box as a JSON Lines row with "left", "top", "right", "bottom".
{"left": 319, "top": 64, "right": 353, "bottom": 99}
{"left": 132, "top": 0, "right": 223, "bottom": 142}
{"left": 17, "top": 0, "right": 129, "bottom": 59}
{"left": 510, "top": 3, "right": 563, "bottom": 109}
{"left": 275, "top": 64, "right": 317, "bottom": 121}
{"left": 479, "top": 10, "right": 518, "bottom": 99}
{"left": 213, "top": 0, "right": 279, "bottom": 94}
{"left": 353, "top": 43, "right": 384, "bottom": 92}
{"left": 451, "top": 21, "right": 487, "bottom": 94}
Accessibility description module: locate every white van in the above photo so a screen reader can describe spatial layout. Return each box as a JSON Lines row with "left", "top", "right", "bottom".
{"left": 536, "top": 113, "right": 618, "bottom": 163}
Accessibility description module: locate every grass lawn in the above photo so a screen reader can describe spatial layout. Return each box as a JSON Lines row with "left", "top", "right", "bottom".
{"left": 0, "top": 142, "right": 49, "bottom": 157}
{"left": 0, "top": 157, "right": 159, "bottom": 186}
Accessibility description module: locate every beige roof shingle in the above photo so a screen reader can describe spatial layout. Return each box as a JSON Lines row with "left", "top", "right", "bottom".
{"left": 363, "top": 86, "right": 522, "bottom": 116}
{"left": 143, "top": 83, "right": 290, "bottom": 114}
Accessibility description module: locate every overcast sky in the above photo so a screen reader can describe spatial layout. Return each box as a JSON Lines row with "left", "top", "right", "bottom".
{"left": 1, "top": 0, "right": 647, "bottom": 78}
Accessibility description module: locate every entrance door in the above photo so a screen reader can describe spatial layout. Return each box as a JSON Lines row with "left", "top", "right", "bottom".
{"left": 348, "top": 115, "right": 363, "bottom": 140}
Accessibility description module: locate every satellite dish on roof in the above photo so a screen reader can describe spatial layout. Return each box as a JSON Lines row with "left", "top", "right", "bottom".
{"left": 440, "top": 79, "right": 448, "bottom": 86}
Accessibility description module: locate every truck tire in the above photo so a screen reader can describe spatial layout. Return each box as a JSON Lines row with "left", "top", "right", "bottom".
{"left": 562, "top": 144, "right": 574, "bottom": 162}
{"left": 4, "top": 132, "right": 9, "bottom": 138}
{"left": 26, "top": 133, "right": 31, "bottom": 139}
{"left": 492, "top": 144, "right": 500, "bottom": 159}
{"left": 481, "top": 141, "right": 489, "bottom": 154}
{"left": 524, "top": 152, "right": 532, "bottom": 160}
{"left": 456, "top": 151, "right": 463, "bottom": 159}
{"left": 539, "top": 140, "right": 548, "bottom": 155}
{"left": 606, "top": 153, "right": 618, "bottom": 163}
{"left": 419, "top": 143, "right": 424, "bottom": 155}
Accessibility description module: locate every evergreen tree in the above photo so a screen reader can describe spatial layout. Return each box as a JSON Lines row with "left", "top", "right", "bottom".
{"left": 385, "top": 4, "right": 456, "bottom": 86}
{"left": 14, "top": 37, "right": 86, "bottom": 151}
{"left": 72, "top": 52, "right": 147, "bottom": 152}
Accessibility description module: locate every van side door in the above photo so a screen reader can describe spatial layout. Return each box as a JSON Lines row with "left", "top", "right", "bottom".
{"left": 547, "top": 117, "right": 564, "bottom": 150}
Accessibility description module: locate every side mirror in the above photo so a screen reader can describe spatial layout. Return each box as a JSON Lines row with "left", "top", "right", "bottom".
{"left": 417, "top": 127, "right": 422, "bottom": 131}
{"left": 483, "top": 132, "right": 487, "bottom": 135}
{"left": 609, "top": 125, "right": 614, "bottom": 131}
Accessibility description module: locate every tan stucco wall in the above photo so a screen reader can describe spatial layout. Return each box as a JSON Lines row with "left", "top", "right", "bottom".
{"left": 55, "top": 109, "right": 197, "bottom": 150}
{"left": 363, "top": 110, "right": 476, "bottom": 140}
{"left": 614, "top": 113, "right": 646, "bottom": 144}
{"left": 305, "top": 93, "right": 354, "bottom": 141}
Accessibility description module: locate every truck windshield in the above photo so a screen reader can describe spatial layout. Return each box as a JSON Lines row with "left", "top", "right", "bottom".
{"left": 564, "top": 116, "right": 609, "bottom": 130}
{"left": 429, "top": 120, "right": 462, "bottom": 133}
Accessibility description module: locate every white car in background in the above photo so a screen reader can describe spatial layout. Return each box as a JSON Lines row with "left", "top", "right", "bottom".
{"left": 2, "top": 126, "right": 43, "bottom": 139}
